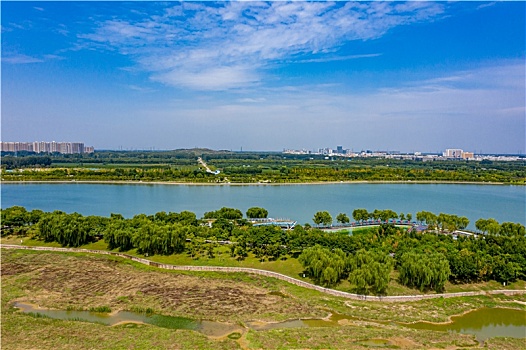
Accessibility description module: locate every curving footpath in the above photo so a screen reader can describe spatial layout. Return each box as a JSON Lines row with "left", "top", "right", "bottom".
{"left": 2, "top": 244, "right": 524, "bottom": 303}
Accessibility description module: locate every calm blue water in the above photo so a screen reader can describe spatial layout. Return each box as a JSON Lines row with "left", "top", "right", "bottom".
{"left": 1, "top": 183, "right": 524, "bottom": 228}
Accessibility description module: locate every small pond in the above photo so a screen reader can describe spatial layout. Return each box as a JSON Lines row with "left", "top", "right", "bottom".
{"left": 400, "top": 307, "right": 526, "bottom": 342}
{"left": 246, "top": 307, "right": 526, "bottom": 343}
{"left": 14, "top": 302, "right": 242, "bottom": 338}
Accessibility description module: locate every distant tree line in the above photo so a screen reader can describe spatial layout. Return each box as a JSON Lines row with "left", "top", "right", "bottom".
{"left": 2, "top": 151, "right": 524, "bottom": 183}
{"left": 2, "top": 156, "right": 52, "bottom": 169}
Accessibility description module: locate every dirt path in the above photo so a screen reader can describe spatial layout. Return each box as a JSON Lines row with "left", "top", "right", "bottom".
{"left": 2, "top": 244, "right": 525, "bottom": 303}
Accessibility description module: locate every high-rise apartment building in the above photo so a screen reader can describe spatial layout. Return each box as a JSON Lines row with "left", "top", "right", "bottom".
{"left": 443, "top": 149, "right": 474, "bottom": 159}
{"left": 443, "top": 149, "right": 463, "bottom": 158}
{"left": 1, "top": 141, "right": 93, "bottom": 154}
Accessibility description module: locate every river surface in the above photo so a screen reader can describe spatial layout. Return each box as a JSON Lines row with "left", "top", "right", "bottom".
{"left": 1, "top": 183, "right": 524, "bottom": 228}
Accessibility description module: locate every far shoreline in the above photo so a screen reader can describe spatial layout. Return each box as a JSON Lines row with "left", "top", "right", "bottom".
{"left": 0, "top": 179, "right": 515, "bottom": 186}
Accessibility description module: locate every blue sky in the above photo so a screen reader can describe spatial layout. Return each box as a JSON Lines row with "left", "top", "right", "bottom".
{"left": 2, "top": 1, "right": 525, "bottom": 153}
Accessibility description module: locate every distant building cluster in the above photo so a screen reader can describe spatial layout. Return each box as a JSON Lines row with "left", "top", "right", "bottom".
{"left": 283, "top": 146, "right": 522, "bottom": 162}
{"left": 284, "top": 146, "right": 402, "bottom": 158}
{"left": 443, "top": 149, "right": 474, "bottom": 160}
{"left": 1, "top": 141, "right": 94, "bottom": 154}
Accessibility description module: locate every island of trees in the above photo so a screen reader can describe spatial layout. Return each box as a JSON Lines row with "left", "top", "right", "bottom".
{"left": 2, "top": 205, "right": 524, "bottom": 296}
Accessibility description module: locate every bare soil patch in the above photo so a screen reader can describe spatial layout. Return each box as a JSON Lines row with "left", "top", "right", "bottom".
{"left": 2, "top": 250, "right": 322, "bottom": 322}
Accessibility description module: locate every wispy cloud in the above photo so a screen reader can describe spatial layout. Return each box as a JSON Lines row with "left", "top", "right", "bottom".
{"left": 153, "top": 61, "right": 524, "bottom": 151}
{"left": 411, "top": 62, "right": 525, "bottom": 91}
{"left": 2, "top": 53, "right": 64, "bottom": 64}
{"left": 79, "top": 2, "right": 446, "bottom": 90}
{"left": 293, "top": 53, "right": 382, "bottom": 63}
{"left": 2, "top": 54, "right": 44, "bottom": 64}
{"left": 125, "top": 84, "right": 156, "bottom": 93}
{"left": 238, "top": 97, "right": 267, "bottom": 103}
{"left": 477, "top": 2, "right": 496, "bottom": 10}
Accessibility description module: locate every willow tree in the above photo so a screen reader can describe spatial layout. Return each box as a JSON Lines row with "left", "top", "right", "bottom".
{"left": 398, "top": 251, "right": 450, "bottom": 292}
{"left": 298, "top": 245, "right": 348, "bottom": 287}
{"left": 348, "top": 249, "right": 393, "bottom": 295}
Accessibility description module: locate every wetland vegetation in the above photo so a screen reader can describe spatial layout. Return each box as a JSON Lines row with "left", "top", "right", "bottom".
{"left": 2, "top": 249, "right": 525, "bottom": 349}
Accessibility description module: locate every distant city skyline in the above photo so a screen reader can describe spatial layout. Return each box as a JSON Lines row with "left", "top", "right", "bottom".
{"left": 2, "top": 1, "right": 524, "bottom": 153}
{"left": 1, "top": 141, "right": 94, "bottom": 154}
{"left": 2, "top": 140, "right": 522, "bottom": 157}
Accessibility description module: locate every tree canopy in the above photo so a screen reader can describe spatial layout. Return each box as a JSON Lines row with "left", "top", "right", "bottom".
{"left": 246, "top": 207, "right": 269, "bottom": 219}
{"left": 313, "top": 211, "right": 332, "bottom": 226}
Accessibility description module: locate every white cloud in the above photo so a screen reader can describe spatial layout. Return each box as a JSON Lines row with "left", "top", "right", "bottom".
{"left": 79, "top": 1, "right": 447, "bottom": 91}
{"left": 2, "top": 53, "right": 65, "bottom": 64}
{"left": 151, "top": 61, "right": 523, "bottom": 152}
{"left": 125, "top": 84, "right": 156, "bottom": 93}
{"left": 43, "top": 54, "right": 65, "bottom": 61}
{"left": 477, "top": 2, "right": 497, "bottom": 10}
{"left": 292, "top": 53, "right": 382, "bottom": 63}
{"left": 2, "top": 54, "right": 43, "bottom": 64}
{"left": 152, "top": 65, "right": 259, "bottom": 90}
{"left": 238, "top": 97, "right": 267, "bottom": 103}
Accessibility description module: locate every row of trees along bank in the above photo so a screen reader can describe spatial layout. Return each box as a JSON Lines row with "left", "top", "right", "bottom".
{"left": 1, "top": 205, "right": 525, "bottom": 295}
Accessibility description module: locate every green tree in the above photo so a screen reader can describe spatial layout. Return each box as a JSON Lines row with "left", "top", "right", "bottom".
{"left": 416, "top": 211, "right": 438, "bottom": 229}
{"left": 313, "top": 211, "right": 332, "bottom": 226}
{"left": 352, "top": 209, "right": 369, "bottom": 223}
{"left": 246, "top": 207, "right": 269, "bottom": 219}
{"left": 298, "top": 245, "right": 348, "bottom": 287}
{"left": 492, "top": 257, "right": 521, "bottom": 283}
{"left": 458, "top": 216, "right": 469, "bottom": 230}
{"left": 203, "top": 207, "right": 243, "bottom": 220}
{"left": 336, "top": 213, "right": 350, "bottom": 224}
{"left": 398, "top": 251, "right": 450, "bottom": 292}
{"left": 348, "top": 249, "right": 393, "bottom": 295}
{"left": 476, "top": 218, "right": 488, "bottom": 233}
{"left": 379, "top": 210, "right": 399, "bottom": 222}
{"left": 500, "top": 222, "right": 525, "bottom": 236}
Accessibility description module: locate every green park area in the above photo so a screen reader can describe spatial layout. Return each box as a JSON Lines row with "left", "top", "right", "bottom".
{"left": 2, "top": 204, "right": 526, "bottom": 349}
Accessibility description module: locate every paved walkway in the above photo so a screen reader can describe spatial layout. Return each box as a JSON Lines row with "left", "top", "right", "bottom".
{"left": 197, "top": 157, "right": 220, "bottom": 175}
{"left": 2, "top": 244, "right": 524, "bottom": 303}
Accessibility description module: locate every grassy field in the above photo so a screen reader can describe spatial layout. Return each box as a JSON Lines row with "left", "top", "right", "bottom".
{"left": 2, "top": 248, "right": 525, "bottom": 349}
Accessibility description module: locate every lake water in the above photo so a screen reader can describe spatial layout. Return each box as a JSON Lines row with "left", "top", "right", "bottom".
{"left": 1, "top": 183, "right": 524, "bottom": 228}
